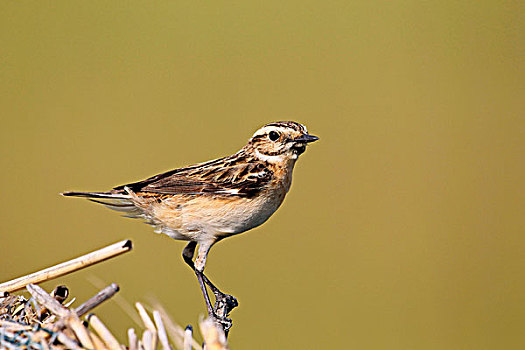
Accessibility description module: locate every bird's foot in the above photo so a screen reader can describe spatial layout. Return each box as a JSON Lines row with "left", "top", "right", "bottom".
{"left": 214, "top": 292, "right": 238, "bottom": 317}
{"left": 212, "top": 292, "right": 238, "bottom": 333}
{"left": 213, "top": 315, "right": 233, "bottom": 332}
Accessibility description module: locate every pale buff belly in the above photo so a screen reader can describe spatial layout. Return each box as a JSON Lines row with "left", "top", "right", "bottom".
{"left": 148, "top": 191, "right": 286, "bottom": 242}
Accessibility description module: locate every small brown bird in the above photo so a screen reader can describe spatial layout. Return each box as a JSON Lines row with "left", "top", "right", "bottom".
{"left": 62, "top": 121, "right": 318, "bottom": 328}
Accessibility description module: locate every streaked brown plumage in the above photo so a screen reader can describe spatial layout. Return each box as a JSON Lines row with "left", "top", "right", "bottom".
{"left": 62, "top": 121, "right": 318, "bottom": 329}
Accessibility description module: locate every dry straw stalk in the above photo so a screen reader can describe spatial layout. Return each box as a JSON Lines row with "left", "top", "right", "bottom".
{"left": 0, "top": 239, "right": 132, "bottom": 293}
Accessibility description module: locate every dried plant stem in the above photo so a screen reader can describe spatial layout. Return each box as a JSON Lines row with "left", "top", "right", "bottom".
{"left": 1, "top": 239, "right": 230, "bottom": 350}
{"left": 135, "top": 302, "right": 157, "bottom": 349}
{"left": 153, "top": 303, "right": 202, "bottom": 350}
{"left": 75, "top": 283, "right": 120, "bottom": 317}
{"left": 68, "top": 314, "right": 95, "bottom": 349}
{"left": 184, "top": 325, "right": 193, "bottom": 350}
{"left": 90, "top": 331, "right": 109, "bottom": 350}
{"left": 40, "top": 339, "right": 51, "bottom": 350}
{"left": 57, "top": 332, "right": 83, "bottom": 350}
{"left": 0, "top": 320, "right": 32, "bottom": 331}
{"left": 0, "top": 240, "right": 132, "bottom": 293}
{"left": 88, "top": 314, "right": 122, "bottom": 350}
{"left": 199, "top": 318, "right": 229, "bottom": 350}
{"left": 135, "top": 302, "right": 156, "bottom": 332}
{"left": 128, "top": 328, "right": 138, "bottom": 350}
{"left": 153, "top": 310, "right": 172, "bottom": 350}
{"left": 87, "top": 276, "right": 143, "bottom": 326}
{"left": 26, "top": 284, "right": 69, "bottom": 318}
{"left": 142, "top": 329, "right": 155, "bottom": 350}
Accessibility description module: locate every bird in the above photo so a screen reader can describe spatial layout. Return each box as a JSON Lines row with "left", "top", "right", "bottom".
{"left": 61, "top": 121, "right": 318, "bottom": 329}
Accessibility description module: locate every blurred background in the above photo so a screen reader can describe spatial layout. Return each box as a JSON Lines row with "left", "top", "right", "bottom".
{"left": 1, "top": 1, "right": 523, "bottom": 348}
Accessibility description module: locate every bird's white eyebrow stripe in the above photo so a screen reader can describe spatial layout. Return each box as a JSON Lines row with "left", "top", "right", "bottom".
{"left": 252, "top": 126, "right": 298, "bottom": 137}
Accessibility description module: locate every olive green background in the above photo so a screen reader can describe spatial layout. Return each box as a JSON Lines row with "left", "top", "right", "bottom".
{"left": 1, "top": 1, "right": 523, "bottom": 349}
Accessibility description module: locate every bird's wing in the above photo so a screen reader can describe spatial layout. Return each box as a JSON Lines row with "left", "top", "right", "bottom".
{"left": 113, "top": 155, "right": 273, "bottom": 198}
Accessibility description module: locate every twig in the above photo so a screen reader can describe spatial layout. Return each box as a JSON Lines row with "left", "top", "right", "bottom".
{"left": 75, "top": 283, "right": 120, "bottom": 317}
{"left": 0, "top": 320, "right": 32, "bottom": 331}
{"left": 38, "top": 285, "right": 69, "bottom": 320}
{"left": 135, "top": 302, "right": 157, "bottom": 350}
{"left": 26, "top": 284, "right": 97, "bottom": 349}
{"left": 199, "top": 318, "right": 228, "bottom": 350}
{"left": 128, "top": 328, "right": 138, "bottom": 350}
{"left": 154, "top": 305, "right": 201, "bottom": 350}
{"left": 68, "top": 313, "right": 95, "bottom": 349}
{"left": 90, "top": 331, "right": 109, "bottom": 350}
{"left": 142, "top": 329, "right": 155, "bottom": 350}
{"left": 153, "top": 310, "right": 172, "bottom": 350}
{"left": 87, "top": 275, "right": 142, "bottom": 326}
{"left": 57, "top": 332, "right": 83, "bottom": 350}
{"left": 40, "top": 339, "right": 50, "bottom": 350}
{"left": 51, "top": 285, "right": 69, "bottom": 304}
{"left": 87, "top": 314, "right": 122, "bottom": 350}
{"left": 135, "top": 302, "right": 156, "bottom": 332}
{"left": 0, "top": 240, "right": 133, "bottom": 293}
{"left": 184, "top": 325, "right": 193, "bottom": 350}
{"left": 26, "top": 284, "right": 69, "bottom": 318}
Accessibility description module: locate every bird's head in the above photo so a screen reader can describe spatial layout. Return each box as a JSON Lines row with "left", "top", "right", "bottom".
{"left": 246, "top": 121, "right": 319, "bottom": 163}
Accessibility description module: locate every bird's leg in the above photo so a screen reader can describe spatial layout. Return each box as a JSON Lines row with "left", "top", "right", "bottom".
{"left": 195, "top": 269, "right": 215, "bottom": 319}
{"left": 182, "top": 241, "right": 219, "bottom": 292}
{"left": 195, "top": 241, "right": 238, "bottom": 334}
{"left": 183, "top": 242, "right": 215, "bottom": 318}
{"left": 182, "top": 241, "right": 198, "bottom": 269}
{"left": 183, "top": 241, "right": 234, "bottom": 298}
{"left": 182, "top": 241, "right": 238, "bottom": 332}
{"left": 195, "top": 242, "right": 238, "bottom": 333}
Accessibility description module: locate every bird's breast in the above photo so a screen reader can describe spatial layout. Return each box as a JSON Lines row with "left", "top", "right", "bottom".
{"left": 180, "top": 186, "right": 288, "bottom": 237}
{"left": 148, "top": 166, "right": 294, "bottom": 240}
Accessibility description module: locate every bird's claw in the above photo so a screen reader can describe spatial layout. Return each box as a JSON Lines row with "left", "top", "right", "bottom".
{"left": 213, "top": 315, "right": 233, "bottom": 332}
{"left": 210, "top": 292, "right": 238, "bottom": 333}
{"left": 219, "top": 293, "right": 238, "bottom": 309}
{"left": 214, "top": 293, "right": 238, "bottom": 315}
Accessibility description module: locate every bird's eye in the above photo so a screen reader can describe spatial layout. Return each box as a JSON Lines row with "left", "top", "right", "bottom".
{"left": 268, "top": 131, "right": 280, "bottom": 141}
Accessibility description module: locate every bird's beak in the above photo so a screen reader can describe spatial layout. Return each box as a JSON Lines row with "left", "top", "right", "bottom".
{"left": 293, "top": 134, "right": 319, "bottom": 143}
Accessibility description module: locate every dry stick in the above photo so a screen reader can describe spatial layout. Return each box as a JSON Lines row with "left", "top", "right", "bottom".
{"left": 128, "top": 328, "right": 138, "bottom": 350}
{"left": 0, "top": 240, "right": 133, "bottom": 293}
{"left": 0, "top": 320, "right": 32, "bottom": 331}
{"left": 199, "top": 318, "right": 228, "bottom": 350}
{"left": 153, "top": 310, "right": 172, "bottom": 350}
{"left": 87, "top": 275, "right": 143, "bottom": 326}
{"left": 27, "top": 283, "right": 117, "bottom": 350}
{"left": 135, "top": 302, "right": 156, "bottom": 332}
{"left": 184, "top": 325, "right": 193, "bottom": 350}
{"left": 30, "top": 329, "right": 52, "bottom": 344}
{"left": 26, "top": 284, "right": 87, "bottom": 350}
{"left": 142, "top": 330, "right": 155, "bottom": 350}
{"left": 68, "top": 313, "right": 95, "bottom": 349}
{"left": 135, "top": 302, "right": 158, "bottom": 350}
{"left": 88, "top": 314, "right": 122, "bottom": 350}
{"left": 75, "top": 283, "right": 120, "bottom": 317}
{"left": 90, "top": 331, "right": 110, "bottom": 350}
{"left": 40, "top": 339, "right": 51, "bottom": 350}
{"left": 154, "top": 304, "right": 202, "bottom": 350}
{"left": 57, "top": 332, "right": 83, "bottom": 350}
{"left": 26, "top": 284, "right": 90, "bottom": 348}
{"left": 38, "top": 285, "right": 69, "bottom": 320}
{"left": 51, "top": 285, "right": 69, "bottom": 304}
{"left": 26, "top": 284, "right": 70, "bottom": 318}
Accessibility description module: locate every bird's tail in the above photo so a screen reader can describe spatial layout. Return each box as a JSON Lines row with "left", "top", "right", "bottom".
{"left": 60, "top": 190, "right": 139, "bottom": 214}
